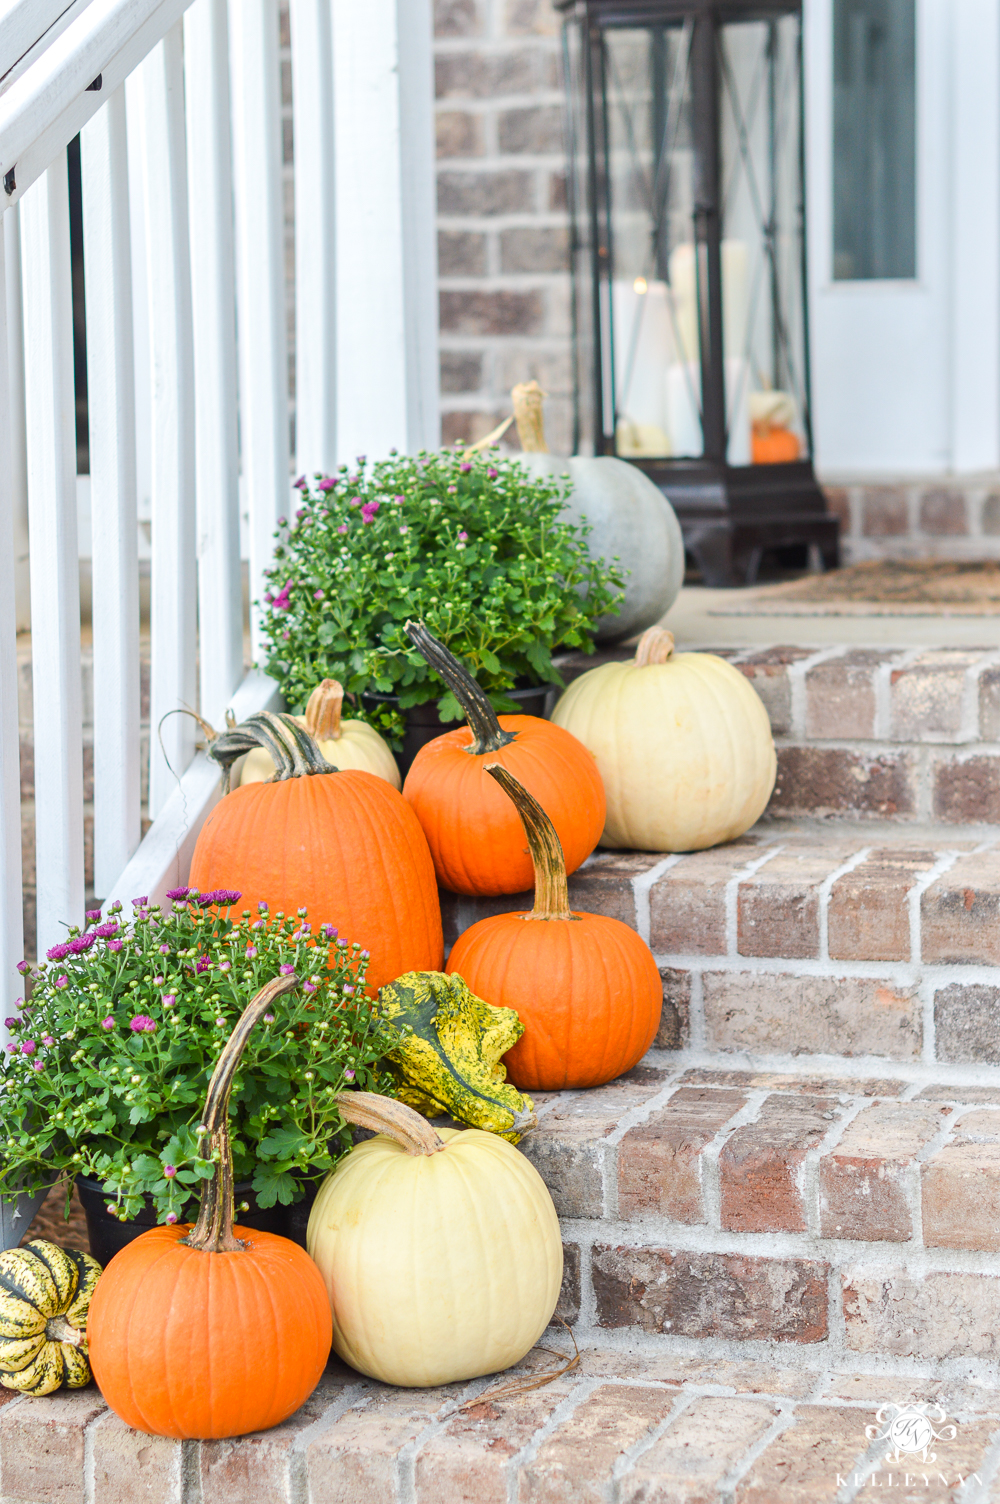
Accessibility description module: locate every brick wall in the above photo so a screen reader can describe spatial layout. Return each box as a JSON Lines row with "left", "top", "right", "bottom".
{"left": 826, "top": 474, "right": 1000, "bottom": 565}
{"left": 434, "top": 0, "right": 574, "bottom": 452}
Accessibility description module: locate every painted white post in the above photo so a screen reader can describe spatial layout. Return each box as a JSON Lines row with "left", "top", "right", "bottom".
{"left": 19, "top": 155, "right": 85, "bottom": 957}
{"left": 0, "top": 221, "right": 26, "bottom": 1020}
{"left": 81, "top": 87, "right": 141, "bottom": 899}
{"left": 331, "top": 0, "right": 439, "bottom": 463}
{"left": 133, "top": 26, "right": 197, "bottom": 819}
{"left": 184, "top": 0, "right": 244, "bottom": 726}
{"left": 229, "top": 0, "right": 290, "bottom": 658}
{"left": 2, "top": 207, "right": 30, "bottom": 633}
{"left": 290, "top": 0, "right": 337, "bottom": 476}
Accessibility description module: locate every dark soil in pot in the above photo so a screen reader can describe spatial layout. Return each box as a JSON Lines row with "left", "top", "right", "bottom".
{"left": 363, "top": 682, "right": 556, "bottom": 779}
{"left": 76, "top": 1175, "right": 318, "bottom": 1267}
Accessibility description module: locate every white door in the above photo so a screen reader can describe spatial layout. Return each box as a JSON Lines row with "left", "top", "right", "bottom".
{"left": 805, "top": 0, "right": 1000, "bottom": 475}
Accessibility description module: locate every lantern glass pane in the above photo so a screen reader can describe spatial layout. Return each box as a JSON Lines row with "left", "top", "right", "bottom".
{"left": 833, "top": 0, "right": 916, "bottom": 280}
{"left": 720, "top": 13, "right": 810, "bottom": 464}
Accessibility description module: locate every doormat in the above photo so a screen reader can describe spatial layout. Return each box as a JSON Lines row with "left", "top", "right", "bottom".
{"left": 710, "top": 559, "right": 1000, "bottom": 616}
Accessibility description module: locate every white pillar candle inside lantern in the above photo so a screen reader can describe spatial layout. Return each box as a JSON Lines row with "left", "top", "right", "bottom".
{"left": 612, "top": 276, "right": 673, "bottom": 455}
{"left": 665, "top": 239, "right": 750, "bottom": 461}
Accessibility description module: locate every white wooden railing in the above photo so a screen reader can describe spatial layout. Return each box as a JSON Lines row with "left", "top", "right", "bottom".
{"left": 0, "top": 0, "right": 439, "bottom": 1016}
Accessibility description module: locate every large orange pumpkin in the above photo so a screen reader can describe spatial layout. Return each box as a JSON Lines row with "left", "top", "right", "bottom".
{"left": 446, "top": 766, "right": 661, "bottom": 1090}
{"left": 87, "top": 975, "right": 333, "bottom": 1440}
{"left": 189, "top": 712, "right": 442, "bottom": 993}
{"left": 402, "top": 622, "right": 605, "bottom": 896}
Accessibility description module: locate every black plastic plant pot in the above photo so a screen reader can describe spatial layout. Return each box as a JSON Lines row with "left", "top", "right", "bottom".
{"left": 75, "top": 1175, "right": 316, "bottom": 1267}
{"left": 362, "top": 683, "right": 556, "bottom": 779}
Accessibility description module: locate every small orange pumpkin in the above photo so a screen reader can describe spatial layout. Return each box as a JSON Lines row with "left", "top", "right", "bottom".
{"left": 446, "top": 766, "right": 661, "bottom": 1090}
{"left": 189, "top": 712, "right": 443, "bottom": 993}
{"left": 401, "top": 622, "right": 605, "bottom": 896}
{"left": 751, "top": 426, "right": 800, "bottom": 464}
{"left": 87, "top": 974, "right": 333, "bottom": 1440}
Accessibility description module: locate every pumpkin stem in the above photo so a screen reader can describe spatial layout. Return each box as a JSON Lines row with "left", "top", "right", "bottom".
{"left": 484, "top": 764, "right": 576, "bottom": 922}
{"left": 404, "top": 621, "right": 516, "bottom": 756}
{"left": 183, "top": 972, "right": 300, "bottom": 1254}
{"left": 511, "top": 380, "right": 549, "bottom": 453}
{"left": 305, "top": 680, "right": 344, "bottom": 741}
{"left": 634, "top": 628, "right": 675, "bottom": 667}
{"left": 207, "top": 711, "right": 338, "bottom": 793}
{"left": 333, "top": 1091, "right": 448, "bottom": 1156}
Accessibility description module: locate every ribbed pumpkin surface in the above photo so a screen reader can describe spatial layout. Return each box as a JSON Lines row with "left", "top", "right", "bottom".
{"left": 552, "top": 652, "right": 775, "bottom": 851}
{"left": 447, "top": 911, "right": 662, "bottom": 1090}
{"left": 307, "top": 1126, "right": 562, "bottom": 1387}
{"left": 403, "top": 715, "right": 605, "bottom": 895}
{"left": 87, "top": 1226, "right": 332, "bottom": 1438}
{"left": 0, "top": 1240, "right": 100, "bottom": 1395}
{"left": 241, "top": 717, "right": 400, "bottom": 789}
{"left": 189, "top": 770, "right": 442, "bottom": 993}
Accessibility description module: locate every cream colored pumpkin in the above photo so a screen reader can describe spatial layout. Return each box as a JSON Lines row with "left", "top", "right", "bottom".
{"left": 551, "top": 627, "right": 776, "bottom": 851}
{"left": 307, "top": 1095, "right": 562, "bottom": 1388}
{"left": 240, "top": 679, "right": 400, "bottom": 790}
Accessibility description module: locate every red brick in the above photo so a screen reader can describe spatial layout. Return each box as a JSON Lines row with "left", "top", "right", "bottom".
{"left": 734, "top": 1407, "right": 870, "bottom": 1502}
{"left": 618, "top": 1086, "right": 747, "bottom": 1222}
{"left": 804, "top": 649, "right": 898, "bottom": 740}
{"left": 735, "top": 648, "right": 814, "bottom": 735}
{"left": 933, "top": 755, "right": 1000, "bottom": 823}
{"left": 677, "top": 1069, "right": 907, "bottom": 1097}
{"left": 436, "top": 110, "right": 484, "bottom": 157}
{"left": 738, "top": 848, "right": 858, "bottom": 959}
{"left": 827, "top": 849, "right": 936, "bottom": 962}
{"left": 439, "top": 288, "right": 543, "bottom": 336}
{"left": 200, "top": 1375, "right": 348, "bottom": 1504}
{"left": 921, "top": 851, "right": 1000, "bottom": 964}
{"left": 934, "top": 983, "right": 1000, "bottom": 1063}
{"left": 914, "top": 1084, "right": 1000, "bottom": 1104}
{"left": 818, "top": 1101, "right": 945, "bottom": 1242}
{"left": 768, "top": 747, "right": 915, "bottom": 820}
{"left": 923, "top": 1135, "right": 1000, "bottom": 1252}
{"left": 703, "top": 973, "right": 921, "bottom": 1060}
{"left": 920, "top": 486, "right": 967, "bottom": 535}
{"left": 649, "top": 841, "right": 765, "bottom": 955}
{"left": 657, "top": 967, "right": 691, "bottom": 1049}
{"left": 822, "top": 486, "right": 851, "bottom": 535}
{"left": 90, "top": 1412, "right": 183, "bottom": 1504}
{"left": 890, "top": 650, "right": 985, "bottom": 742}
{"left": 414, "top": 1380, "right": 580, "bottom": 1504}
{"left": 497, "top": 105, "right": 563, "bottom": 153}
{"left": 567, "top": 851, "right": 667, "bottom": 931}
{"left": 435, "top": 0, "right": 483, "bottom": 36}
{"left": 980, "top": 664, "right": 1000, "bottom": 738}
{"left": 843, "top": 1269, "right": 1000, "bottom": 1358}
{"left": 435, "top": 49, "right": 539, "bottom": 99}
{"left": 592, "top": 1246, "right": 829, "bottom": 1343}
{"left": 556, "top": 1243, "right": 580, "bottom": 1324}
{"left": 620, "top": 1395, "right": 778, "bottom": 1504}
{"left": 719, "top": 1094, "right": 838, "bottom": 1234}
{"left": 0, "top": 1391, "right": 106, "bottom": 1504}
{"left": 516, "top": 1384, "right": 678, "bottom": 1504}
{"left": 861, "top": 485, "right": 908, "bottom": 537}
{"left": 520, "top": 1066, "right": 671, "bottom": 1219}
{"left": 306, "top": 1389, "right": 453, "bottom": 1504}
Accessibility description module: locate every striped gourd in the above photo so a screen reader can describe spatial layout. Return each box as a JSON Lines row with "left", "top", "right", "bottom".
{"left": 0, "top": 1239, "right": 102, "bottom": 1395}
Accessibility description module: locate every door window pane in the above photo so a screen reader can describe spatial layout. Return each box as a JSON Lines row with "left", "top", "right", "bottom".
{"left": 833, "top": 0, "right": 916, "bottom": 280}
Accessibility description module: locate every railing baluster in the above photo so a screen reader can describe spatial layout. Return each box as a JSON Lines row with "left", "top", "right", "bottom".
{"left": 132, "top": 26, "right": 197, "bottom": 820}
{"left": 184, "top": 0, "right": 243, "bottom": 728}
{"left": 290, "top": 0, "right": 336, "bottom": 476}
{"left": 81, "top": 87, "right": 141, "bottom": 899}
{"left": 19, "top": 156, "right": 84, "bottom": 957}
{"left": 0, "top": 221, "right": 26, "bottom": 1019}
{"left": 229, "top": 0, "right": 289, "bottom": 658}
{"left": 3, "top": 207, "right": 30, "bottom": 634}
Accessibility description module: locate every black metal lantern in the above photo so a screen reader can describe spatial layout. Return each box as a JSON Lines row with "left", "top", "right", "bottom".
{"left": 559, "top": 0, "right": 838, "bottom": 585}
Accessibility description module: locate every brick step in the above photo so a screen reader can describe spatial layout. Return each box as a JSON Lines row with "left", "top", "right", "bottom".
{"left": 443, "top": 821, "right": 1000, "bottom": 1066}
{"left": 559, "top": 642, "right": 1000, "bottom": 825}
{"left": 7, "top": 1345, "right": 1000, "bottom": 1504}
{"left": 525, "top": 1061, "right": 1000, "bottom": 1373}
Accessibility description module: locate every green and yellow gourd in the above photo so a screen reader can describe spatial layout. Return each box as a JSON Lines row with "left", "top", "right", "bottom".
{"left": 0, "top": 1239, "right": 101, "bottom": 1394}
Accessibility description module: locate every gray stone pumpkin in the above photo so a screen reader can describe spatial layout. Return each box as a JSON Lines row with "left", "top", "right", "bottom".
{"left": 511, "top": 381, "right": 684, "bottom": 643}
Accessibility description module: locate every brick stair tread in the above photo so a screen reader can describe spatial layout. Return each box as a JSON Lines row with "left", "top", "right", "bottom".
{"left": 8, "top": 1348, "right": 1000, "bottom": 1503}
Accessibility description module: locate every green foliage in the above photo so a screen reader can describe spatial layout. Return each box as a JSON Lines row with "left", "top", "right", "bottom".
{"left": 0, "top": 892, "right": 397, "bottom": 1224}
{"left": 258, "top": 448, "right": 624, "bottom": 739}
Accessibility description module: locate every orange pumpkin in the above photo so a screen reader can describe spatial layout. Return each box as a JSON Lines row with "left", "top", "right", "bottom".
{"left": 446, "top": 766, "right": 661, "bottom": 1090}
{"left": 87, "top": 974, "right": 333, "bottom": 1439}
{"left": 401, "top": 622, "right": 605, "bottom": 896}
{"left": 190, "top": 712, "right": 442, "bottom": 993}
{"left": 751, "top": 426, "right": 800, "bottom": 464}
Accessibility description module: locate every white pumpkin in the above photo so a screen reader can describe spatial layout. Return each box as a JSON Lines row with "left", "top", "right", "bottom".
{"left": 240, "top": 678, "right": 401, "bottom": 790}
{"left": 307, "top": 1094, "right": 562, "bottom": 1388}
{"left": 511, "top": 380, "right": 684, "bottom": 643}
{"left": 551, "top": 626, "right": 776, "bottom": 852}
